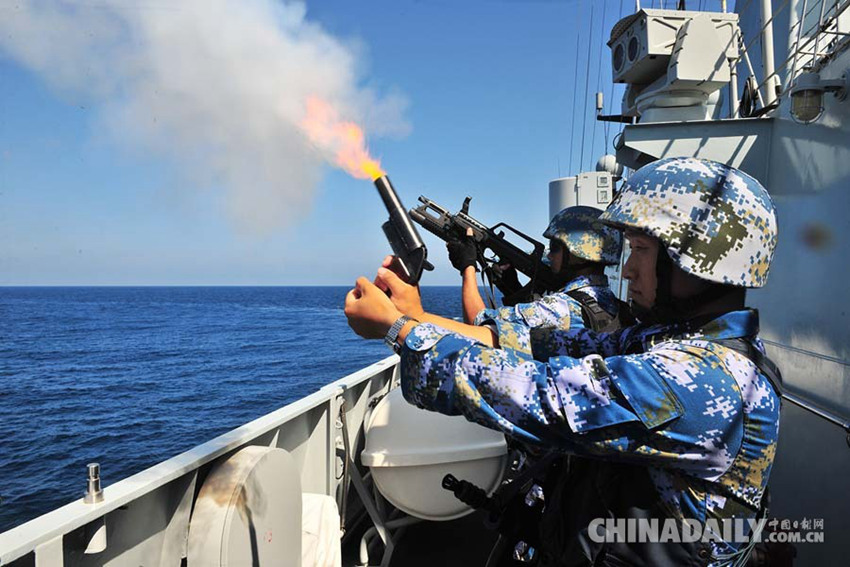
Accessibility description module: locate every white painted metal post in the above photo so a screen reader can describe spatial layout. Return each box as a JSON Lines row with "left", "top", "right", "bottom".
{"left": 35, "top": 536, "right": 63, "bottom": 567}
{"left": 813, "top": 0, "right": 828, "bottom": 69}
{"left": 787, "top": 0, "right": 800, "bottom": 86}
{"left": 761, "top": 0, "right": 778, "bottom": 105}
{"left": 789, "top": 0, "right": 808, "bottom": 86}
{"left": 328, "top": 391, "right": 342, "bottom": 497}
{"left": 730, "top": 60, "right": 740, "bottom": 118}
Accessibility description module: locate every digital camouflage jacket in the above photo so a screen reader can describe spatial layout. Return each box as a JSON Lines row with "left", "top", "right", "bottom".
{"left": 399, "top": 309, "right": 780, "bottom": 560}
{"left": 473, "top": 274, "right": 620, "bottom": 349}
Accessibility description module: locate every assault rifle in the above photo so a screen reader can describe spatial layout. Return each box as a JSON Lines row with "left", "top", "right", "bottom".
{"left": 409, "top": 196, "right": 560, "bottom": 305}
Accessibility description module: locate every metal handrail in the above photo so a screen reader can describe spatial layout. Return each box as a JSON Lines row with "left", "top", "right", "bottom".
{"left": 783, "top": 391, "right": 850, "bottom": 448}
{"left": 741, "top": 0, "right": 850, "bottom": 101}
{"left": 745, "top": 0, "right": 831, "bottom": 55}
{"left": 781, "top": 0, "right": 849, "bottom": 83}
{"left": 743, "top": 0, "right": 792, "bottom": 56}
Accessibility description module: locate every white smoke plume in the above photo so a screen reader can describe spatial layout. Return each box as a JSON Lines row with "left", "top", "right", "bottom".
{"left": 0, "top": 0, "right": 410, "bottom": 232}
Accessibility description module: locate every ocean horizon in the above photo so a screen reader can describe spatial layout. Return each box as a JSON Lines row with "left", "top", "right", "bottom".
{"left": 0, "top": 285, "right": 467, "bottom": 532}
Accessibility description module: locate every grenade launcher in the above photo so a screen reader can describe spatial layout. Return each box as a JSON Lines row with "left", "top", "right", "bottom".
{"left": 373, "top": 175, "right": 433, "bottom": 285}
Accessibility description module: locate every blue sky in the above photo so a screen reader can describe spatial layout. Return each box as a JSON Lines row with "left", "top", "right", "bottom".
{"left": 0, "top": 0, "right": 660, "bottom": 285}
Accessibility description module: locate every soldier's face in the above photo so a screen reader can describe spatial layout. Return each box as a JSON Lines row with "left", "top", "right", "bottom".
{"left": 547, "top": 240, "right": 566, "bottom": 274}
{"left": 623, "top": 230, "right": 658, "bottom": 309}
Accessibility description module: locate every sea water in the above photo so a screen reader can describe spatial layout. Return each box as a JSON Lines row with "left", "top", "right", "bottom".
{"left": 0, "top": 286, "right": 465, "bottom": 532}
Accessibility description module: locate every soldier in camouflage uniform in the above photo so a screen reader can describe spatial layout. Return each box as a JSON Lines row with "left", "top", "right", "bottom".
{"left": 370, "top": 206, "right": 626, "bottom": 351}
{"left": 345, "top": 157, "right": 781, "bottom": 566}
{"left": 445, "top": 205, "right": 627, "bottom": 341}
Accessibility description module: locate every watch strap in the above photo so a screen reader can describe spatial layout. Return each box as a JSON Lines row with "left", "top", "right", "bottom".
{"left": 385, "top": 315, "right": 417, "bottom": 352}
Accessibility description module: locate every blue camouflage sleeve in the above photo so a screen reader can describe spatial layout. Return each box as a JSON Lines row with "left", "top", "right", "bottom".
{"left": 473, "top": 293, "right": 583, "bottom": 329}
{"left": 473, "top": 294, "right": 585, "bottom": 355}
{"left": 400, "top": 324, "right": 747, "bottom": 480}
{"left": 529, "top": 326, "right": 627, "bottom": 360}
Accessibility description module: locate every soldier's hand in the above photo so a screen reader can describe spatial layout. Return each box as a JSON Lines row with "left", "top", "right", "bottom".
{"left": 375, "top": 267, "right": 425, "bottom": 319}
{"left": 377, "top": 255, "right": 410, "bottom": 290}
{"left": 446, "top": 228, "right": 478, "bottom": 274}
{"left": 493, "top": 262, "right": 521, "bottom": 295}
{"left": 344, "top": 277, "right": 402, "bottom": 339}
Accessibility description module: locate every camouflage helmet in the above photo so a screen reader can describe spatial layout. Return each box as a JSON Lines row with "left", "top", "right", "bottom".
{"left": 543, "top": 205, "right": 622, "bottom": 265}
{"left": 600, "top": 157, "right": 777, "bottom": 287}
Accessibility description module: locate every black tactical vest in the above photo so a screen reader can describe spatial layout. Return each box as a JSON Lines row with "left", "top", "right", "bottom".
{"left": 563, "top": 275, "right": 634, "bottom": 333}
{"left": 538, "top": 459, "right": 715, "bottom": 567}
{"left": 537, "top": 282, "right": 708, "bottom": 566}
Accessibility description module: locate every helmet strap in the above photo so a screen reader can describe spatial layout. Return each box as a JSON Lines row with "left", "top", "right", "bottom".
{"left": 649, "top": 245, "right": 678, "bottom": 323}
{"left": 558, "top": 253, "right": 605, "bottom": 288}
{"left": 643, "top": 246, "right": 739, "bottom": 324}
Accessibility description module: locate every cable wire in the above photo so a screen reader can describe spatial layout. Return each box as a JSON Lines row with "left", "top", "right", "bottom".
{"left": 590, "top": 0, "right": 608, "bottom": 168}
{"left": 617, "top": 0, "right": 630, "bottom": 139}
{"left": 568, "top": 1, "right": 585, "bottom": 174}
{"left": 579, "top": 1, "right": 596, "bottom": 172}
{"left": 605, "top": 0, "right": 625, "bottom": 153}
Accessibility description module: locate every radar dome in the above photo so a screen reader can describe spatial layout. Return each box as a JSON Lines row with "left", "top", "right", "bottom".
{"left": 596, "top": 154, "right": 624, "bottom": 177}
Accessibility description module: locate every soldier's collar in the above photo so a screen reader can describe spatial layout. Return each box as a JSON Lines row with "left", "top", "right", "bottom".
{"left": 563, "top": 274, "right": 609, "bottom": 292}
{"left": 642, "top": 309, "right": 759, "bottom": 347}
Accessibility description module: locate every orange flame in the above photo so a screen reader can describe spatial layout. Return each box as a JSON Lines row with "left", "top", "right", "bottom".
{"left": 301, "top": 96, "right": 385, "bottom": 181}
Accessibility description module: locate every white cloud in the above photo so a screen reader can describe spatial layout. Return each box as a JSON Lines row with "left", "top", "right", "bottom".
{"left": 0, "top": 0, "right": 410, "bottom": 232}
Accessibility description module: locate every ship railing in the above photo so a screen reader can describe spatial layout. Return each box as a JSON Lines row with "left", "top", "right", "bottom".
{"left": 736, "top": 0, "right": 850, "bottom": 111}
{"left": 0, "top": 355, "right": 399, "bottom": 566}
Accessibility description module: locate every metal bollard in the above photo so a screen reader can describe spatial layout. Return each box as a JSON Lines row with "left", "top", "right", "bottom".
{"left": 84, "top": 463, "right": 104, "bottom": 504}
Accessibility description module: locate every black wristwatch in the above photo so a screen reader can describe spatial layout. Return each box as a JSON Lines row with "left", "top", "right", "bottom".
{"left": 384, "top": 315, "right": 418, "bottom": 353}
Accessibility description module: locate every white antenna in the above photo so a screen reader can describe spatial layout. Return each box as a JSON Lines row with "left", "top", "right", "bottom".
{"left": 760, "top": 0, "right": 777, "bottom": 104}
